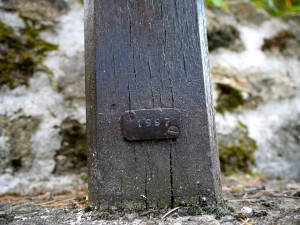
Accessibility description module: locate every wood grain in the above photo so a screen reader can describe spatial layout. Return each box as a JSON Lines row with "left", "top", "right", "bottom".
{"left": 85, "top": 0, "right": 222, "bottom": 210}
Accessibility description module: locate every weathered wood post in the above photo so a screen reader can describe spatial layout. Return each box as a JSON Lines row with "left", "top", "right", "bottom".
{"left": 85, "top": 0, "right": 222, "bottom": 210}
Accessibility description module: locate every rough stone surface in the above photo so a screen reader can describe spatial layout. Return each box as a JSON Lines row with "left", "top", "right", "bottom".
{"left": 227, "top": 2, "right": 270, "bottom": 25}
{"left": 262, "top": 29, "right": 300, "bottom": 58}
{"left": 218, "top": 122, "right": 257, "bottom": 175}
{"left": 0, "top": 177, "right": 299, "bottom": 225}
{"left": 56, "top": 52, "right": 85, "bottom": 100}
{"left": 53, "top": 118, "right": 87, "bottom": 175}
{"left": 206, "top": 7, "right": 245, "bottom": 52}
{"left": 0, "top": 116, "right": 40, "bottom": 174}
{"left": 207, "top": 2, "right": 300, "bottom": 179}
{"left": 1, "top": 0, "right": 69, "bottom": 21}
{"left": 0, "top": 0, "right": 86, "bottom": 195}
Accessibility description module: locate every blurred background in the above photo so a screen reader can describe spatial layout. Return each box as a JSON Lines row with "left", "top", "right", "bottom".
{"left": 0, "top": 0, "right": 299, "bottom": 196}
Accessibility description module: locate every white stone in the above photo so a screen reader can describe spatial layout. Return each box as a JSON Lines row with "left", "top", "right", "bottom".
{"left": 240, "top": 207, "right": 254, "bottom": 218}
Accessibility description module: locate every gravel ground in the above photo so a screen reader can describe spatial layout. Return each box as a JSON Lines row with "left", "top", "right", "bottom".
{"left": 0, "top": 176, "right": 299, "bottom": 225}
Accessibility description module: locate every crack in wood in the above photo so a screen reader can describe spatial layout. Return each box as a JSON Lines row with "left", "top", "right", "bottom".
{"left": 86, "top": 0, "right": 222, "bottom": 209}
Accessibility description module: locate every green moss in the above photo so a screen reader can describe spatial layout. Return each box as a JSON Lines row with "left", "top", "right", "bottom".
{"left": 218, "top": 122, "right": 257, "bottom": 175}
{"left": 215, "top": 83, "right": 245, "bottom": 114}
{"left": 53, "top": 118, "right": 87, "bottom": 175}
{"left": 177, "top": 206, "right": 201, "bottom": 216}
{"left": 78, "top": 0, "right": 84, "bottom": 5}
{"left": 205, "top": 0, "right": 300, "bottom": 16}
{"left": 0, "top": 13, "right": 58, "bottom": 89}
{"left": 205, "top": 0, "right": 227, "bottom": 9}
{"left": 177, "top": 204, "right": 233, "bottom": 218}
{"left": 252, "top": 0, "right": 300, "bottom": 16}
{"left": 203, "top": 204, "right": 234, "bottom": 219}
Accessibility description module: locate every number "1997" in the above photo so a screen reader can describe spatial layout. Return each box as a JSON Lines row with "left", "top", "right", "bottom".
{"left": 138, "top": 118, "right": 170, "bottom": 128}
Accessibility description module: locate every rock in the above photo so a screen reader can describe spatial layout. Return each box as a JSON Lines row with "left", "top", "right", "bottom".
{"left": 212, "top": 66, "right": 296, "bottom": 108}
{"left": 53, "top": 118, "right": 87, "bottom": 175}
{"left": 0, "top": 116, "right": 40, "bottom": 174}
{"left": 206, "top": 8, "right": 245, "bottom": 52}
{"left": 218, "top": 122, "right": 257, "bottom": 175}
{"left": 145, "top": 219, "right": 157, "bottom": 225}
{"left": 211, "top": 2, "right": 300, "bottom": 178}
{"left": 0, "top": 177, "right": 299, "bottom": 224}
{"left": 2, "top": 0, "right": 69, "bottom": 21}
{"left": 228, "top": 1, "right": 269, "bottom": 25}
{"left": 266, "top": 121, "right": 300, "bottom": 178}
{"left": 239, "top": 207, "right": 254, "bottom": 218}
{"left": 57, "top": 52, "right": 85, "bottom": 100}
{"left": 0, "top": 0, "right": 85, "bottom": 195}
{"left": 262, "top": 29, "right": 300, "bottom": 58}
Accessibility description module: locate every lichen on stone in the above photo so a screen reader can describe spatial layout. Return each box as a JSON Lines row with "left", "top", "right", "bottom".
{"left": 215, "top": 83, "right": 245, "bottom": 114}
{"left": 56, "top": 53, "right": 85, "bottom": 99}
{"left": 207, "top": 24, "right": 244, "bottom": 52}
{"left": 218, "top": 122, "right": 257, "bottom": 175}
{"left": 2, "top": 0, "right": 69, "bottom": 21}
{"left": 262, "top": 30, "right": 300, "bottom": 58}
{"left": 205, "top": 7, "right": 245, "bottom": 53}
{"left": 228, "top": 1, "right": 270, "bottom": 25}
{"left": 0, "top": 13, "right": 58, "bottom": 89}
{"left": 0, "top": 116, "right": 41, "bottom": 174}
{"left": 53, "top": 118, "right": 87, "bottom": 175}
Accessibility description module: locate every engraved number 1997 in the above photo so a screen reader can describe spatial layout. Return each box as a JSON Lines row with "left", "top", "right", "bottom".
{"left": 138, "top": 118, "right": 170, "bottom": 128}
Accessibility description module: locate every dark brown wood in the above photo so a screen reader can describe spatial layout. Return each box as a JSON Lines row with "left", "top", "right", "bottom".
{"left": 85, "top": 0, "right": 222, "bottom": 210}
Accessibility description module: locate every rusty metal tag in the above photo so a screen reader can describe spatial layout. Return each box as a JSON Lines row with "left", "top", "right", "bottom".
{"left": 122, "top": 108, "right": 181, "bottom": 141}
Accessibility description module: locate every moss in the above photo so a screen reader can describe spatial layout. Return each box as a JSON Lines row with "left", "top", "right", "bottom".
{"left": 53, "top": 118, "right": 87, "bottom": 175}
{"left": 205, "top": 0, "right": 227, "bottom": 9}
{"left": 0, "top": 13, "right": 58, "bottom": 89}
{"left": 203, "top": 204, "right": 234, "bottom": 219}
{"left": 177, "top": 206, "right": 201, "bottom": 216}
{"left": 176, "top": 204, "right": 233, "bottom": 218}
{"left": 205, "top": 0, "right": 300, "bottom": 16}
{"left": 252, "top": 0, "right": 300, "bottom": 17}
{"left": 262, "top": 30, "right": 299, "bottom": 56}
{"left": 0, "top": 116, "right": 41, "bottom": 174}
{"left": 80, "top": 174, "right": 88, "bottom": 182}
{"left": 218, "top": 122, "right": 257, "bottom": 175}
{"left": 88, "top": 202, "right": 233, "bottom": 219}
{"left": 78, "top": 0, "right": 84, "bottom": 5}
{"left": 215, "top": 83, "right": 245, "bottom": 114}
{"left": 207, "top": 25, "right": 243, "bottom": 52}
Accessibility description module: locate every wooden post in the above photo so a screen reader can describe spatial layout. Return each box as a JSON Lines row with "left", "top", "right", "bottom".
{"left": 85, "top": 0, "right": 222, "bottom": 210}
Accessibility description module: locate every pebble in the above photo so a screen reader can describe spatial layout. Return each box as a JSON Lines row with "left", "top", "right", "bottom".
{"left": 240, "top": 207, "right": 254, "bottom": 218}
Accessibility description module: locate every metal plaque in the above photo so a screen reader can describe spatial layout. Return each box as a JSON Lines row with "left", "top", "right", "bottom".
{"left": 122, "top": 108, "right": 181, "bottom": 141}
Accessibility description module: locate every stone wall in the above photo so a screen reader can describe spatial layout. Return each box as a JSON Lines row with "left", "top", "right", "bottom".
{"left": 0, "top": 0, "right": 86, "bottom": 195}
{"left": 0, "top": 0, "right": 299, "bottom": 195}
{"left": 207, "top": 3, "right": 300, "bottom": 179}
